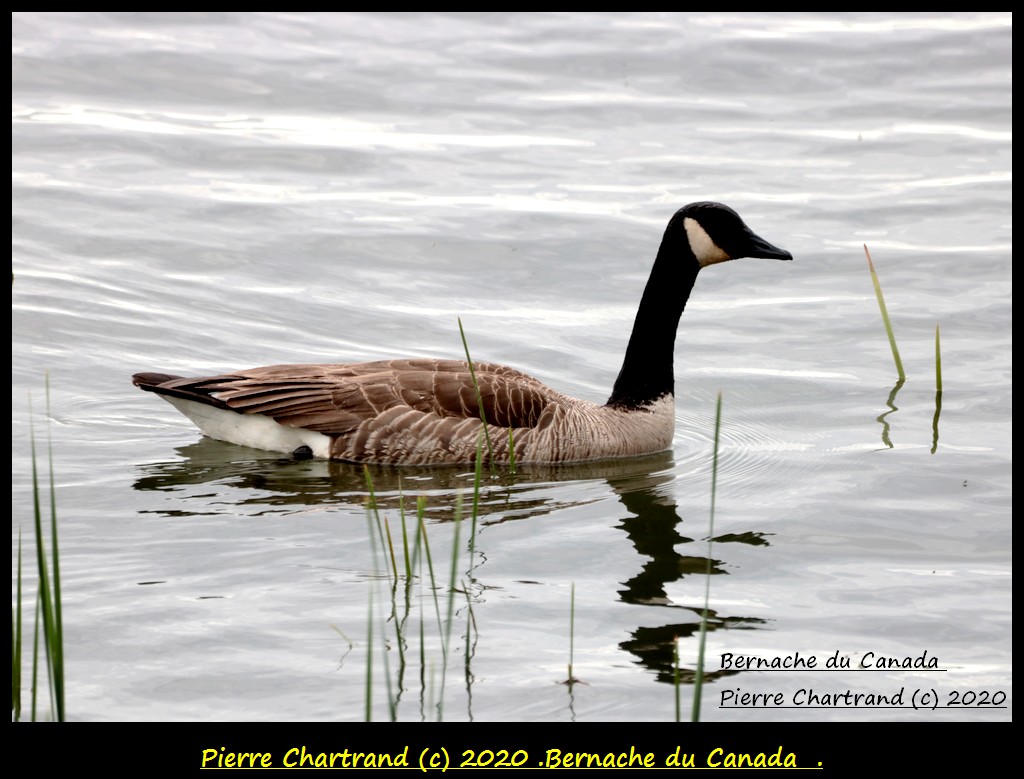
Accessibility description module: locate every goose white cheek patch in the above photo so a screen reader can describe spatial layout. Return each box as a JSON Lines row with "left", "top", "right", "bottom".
{"left": 684, "top": 217, "right": 731, "bottom": 267}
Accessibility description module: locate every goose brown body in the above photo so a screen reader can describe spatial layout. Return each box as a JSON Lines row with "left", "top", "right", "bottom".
{"left": 133, "top": 201, "right": 792, "bottom": 465}
{"left": 133, "top": 359, "right": 675, "bottom": 465}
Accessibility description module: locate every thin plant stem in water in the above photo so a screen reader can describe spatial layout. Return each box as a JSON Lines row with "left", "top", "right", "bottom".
{"left": 692, "top": 392, "right": 722, "bottom": 722}
{"left": 362, "top": 481, "right": 384, "bottom": 722}
{"left": 569, "top": 582, "right": 575, "bottom": 684}
{"left": 17, "top": 383, "right": 66, "bottom": 722}
{"left": 364, "top": 589, "right": 373, "bottom": 722}
{"left": 563, "top": 582, "right": 578, "bottom": 686}
{"left": 362, "top": 470, "right": 403, "bottom": 721}
{"left": 932, "top": 324, "right": 943, "bottom": 454}
{"left": 43, "top": 378, "right": 64, "bottom": 720}
{"left": 363, "top": 467, "right": 395, "bottom": 585}
{"left": 467, "top": 432, "right": 484, "bottom": 572}
{"left": 364, "top": 467, "right": 407, "bottom": 699}
{"left": 417, "top": 508, "right": 445, "bottom": 661}
{"left": 12, "top": 531, "right": 22, "bottom": 721}
{"left": 436, "top": 487, "right": 465, "bottom": 721}
{"left": 457, "top": 317, "right": 496, "bottom": 472}
{"left": 398, "top": 481, "right": 414, "bottom": 582}
{"left": 508, "top": 427, "right": 516, "bottom": 476}
{"left": 418, "top": 573, "right": 427, "bottom": 721}
{"left": 383, "top": 517, "right": 398, "bottom": 586}
{"left": 32, "top": 599, "right": 41, "bottom": 721}
{"left": 864, "top": 245, "right": 906, "bottom": 381}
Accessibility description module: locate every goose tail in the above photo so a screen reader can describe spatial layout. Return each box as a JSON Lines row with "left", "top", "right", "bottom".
{"left": 133, "top": 372, "right": 183, "bottom": 390}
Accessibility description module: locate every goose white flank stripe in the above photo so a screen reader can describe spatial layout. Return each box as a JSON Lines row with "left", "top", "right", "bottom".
{"left": 133, "top": 201, "right": 792, "bottom": 465}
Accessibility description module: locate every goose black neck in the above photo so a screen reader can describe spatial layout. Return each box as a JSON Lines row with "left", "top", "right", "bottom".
{"left": 605, "top": 230, "right": 700, "bottom": 411}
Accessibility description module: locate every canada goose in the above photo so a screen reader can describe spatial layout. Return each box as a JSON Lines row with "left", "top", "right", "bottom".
{"left": 133, "top": 201, "right": 791, "bottom": 465}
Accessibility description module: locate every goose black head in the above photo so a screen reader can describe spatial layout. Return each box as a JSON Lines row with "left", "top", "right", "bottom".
{"left": 676, "top": 201, "right": 793, "bottom": 268}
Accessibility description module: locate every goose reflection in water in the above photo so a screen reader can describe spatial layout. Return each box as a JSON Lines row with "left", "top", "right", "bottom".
{"left": 134, "top": 443, "right": 769, "bottom": 686}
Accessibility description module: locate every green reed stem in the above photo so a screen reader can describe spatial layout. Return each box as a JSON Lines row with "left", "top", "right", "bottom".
{"left": 363, "top": 467, "right": 392, "bottom": 582}
{"left": 469, "top": 432, "right": 483, "bottom": 565}
{"left": 692, "top": 392, "right": 722, "bottom": 722}
{"left": 417, "top": 506, "right": 444, "bottom": 660}
{"left": 364, "top": 589, "right": 373, "bottom": 722}
{"left": 45, "top": 378, "right": 63, "bottom": 703}
{"left": 22, "top": 383, "right": 65, "bottom": 722}
{"left": 457, "top": 317, "right": 496, "bottom": 473}
{"left": 398, "top": 482, "right": 413, "bottom": 582}
{"left": 32, "top": 598, "right": 40, "bottom": 721}
{"left": 12, "top": 531, "right": 22, "bottom": 721}
{"left": 864, "top": 245, "right": 906, "bottom": 381}
{"left": 931, "top": 324, "right": 943, "bottom": 455}
{"left": 508, "top": 427, "right": 516, "bottom": 476}
{"left": 568, "top": 582, "right": 576, "bottom": 685}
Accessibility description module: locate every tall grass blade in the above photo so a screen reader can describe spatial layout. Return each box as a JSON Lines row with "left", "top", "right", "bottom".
{"left": 26, "top": 386, "right": 65, "bottom": 722}
{"left": 398, "top": 481, "right": 413, "bottom": 582}
{"left": 385, "top": 513, "right": 407, "bottom": 706}
{"left": 508, "top": 427, "right": 516, "bottom": 476}
{"left": 45, "top": 376, "right": 64, "bottom": 715}
{"left": 363, "top": 467, "right": 396, "bottom": 585}
{"left": 567, "top": 582, "right": 577, "bottom": 685}
{"left": 457, "top": 317, "right": 496, "bottom": 472}
{"left": 12, "top": 532, "right": 22, "bottom": 721}
{"left": 364, "top": 590, "right": 373, "bottom": 722}
{"left": 364, "top": 467, "right": 406, "bottom": 713}
{"left": 415, "top": 499, "right": 451, "bottom": 721}
{"left": 692, "top": 392, "right": 723, "bottom": 722}
{"left": 932, "top": 324, "right": 943, "bottom": 454}
{"left": 32, "top": 598, "right": 40, "bottom": 721}
{"left": 394, "top": 490, "right": 420, "bottom": 710}
{"left": 468, "top": 432, "right": 484, "bottom": 570}
{"left": 863, "top": 245, "right": 906, "bottom": 381}
{"left": 417, "top": 506, "right": 445, "bottom": 659}
{"left": 364, "top": 467, "right": 408, "bottom": 718}
{"left": 405, "top": 490, "right": 425, "bottom": 587}
{"left": 396, "top": 487, "right": 415, "bottom": 640}
{"left": 383, "top": 517, "right": 399, "bottom": 587}
{"left": 418, "top": 580, "right": 427, "bottom": 721}
{"left": 437, "top": 493, "right": 464, "bottom": 721}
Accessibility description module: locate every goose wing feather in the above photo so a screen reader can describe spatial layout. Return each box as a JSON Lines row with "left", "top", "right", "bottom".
{"left": 140, "top": 359, "right": 556, "bottom": 435}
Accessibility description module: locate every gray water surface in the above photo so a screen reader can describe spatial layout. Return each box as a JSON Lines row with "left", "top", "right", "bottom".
{"left": 12, "top": 12, "right": 1012, "bottom": 722}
